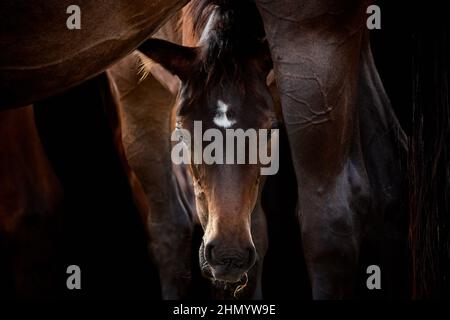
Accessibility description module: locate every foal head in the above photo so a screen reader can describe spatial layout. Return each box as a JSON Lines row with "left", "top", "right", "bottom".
{"left": 139, "top": 0, "right": 276, "bottom": 283}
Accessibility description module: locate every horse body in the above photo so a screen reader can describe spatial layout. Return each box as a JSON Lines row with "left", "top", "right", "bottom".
{"left": 0, "top": 0, "right": 189, "bottom": 109}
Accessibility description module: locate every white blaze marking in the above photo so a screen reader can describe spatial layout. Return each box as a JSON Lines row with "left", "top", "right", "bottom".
{"left": 213, "top": 100, "right": 236, "bottom": 128}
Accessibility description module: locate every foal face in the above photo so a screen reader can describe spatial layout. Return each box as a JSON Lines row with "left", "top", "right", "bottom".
{"left": 139, "top": 36, "right": 274, "bottom": 283}
{"left": 177, "top": 77, "right": 275, "bottom": 282}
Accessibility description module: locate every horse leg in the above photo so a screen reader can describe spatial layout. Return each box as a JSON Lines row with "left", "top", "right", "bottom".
{"left": 299, "top": 159, "right": 370, "bottom": 299}
{"left": 107, "top": 56, "right": 193, "bottom": 299}
{"left": 256, "top": 0, "right": 370, "bottom": 299}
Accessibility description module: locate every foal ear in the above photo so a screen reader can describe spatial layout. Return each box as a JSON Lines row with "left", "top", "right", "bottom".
{"left": 138, "top": 38, "right": 198, "bottom": 82}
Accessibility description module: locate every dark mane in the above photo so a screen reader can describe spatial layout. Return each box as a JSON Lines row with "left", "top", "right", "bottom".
{"left": 184, "top": 0, "right": 267, "bottom": 81}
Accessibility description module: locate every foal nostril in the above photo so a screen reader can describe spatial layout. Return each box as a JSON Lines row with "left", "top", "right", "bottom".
{"left": 204, "top": 242, "right": 256, "bottom": 270}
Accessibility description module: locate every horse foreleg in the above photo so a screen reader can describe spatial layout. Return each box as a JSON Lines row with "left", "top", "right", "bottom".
{"left": 299, "top": 159, "right": 369, "bottom": 299}
{"left": 256, "top": 0, "right": 371, "bottom": 299}
{"left": 121, "top": 114, "right": 194, "bottom": 300}
{"left": 107, "top": 57, "right": 194, "bottom": 299}
{"left": 146, "top": 204, "right": 193, "bottom": 299}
